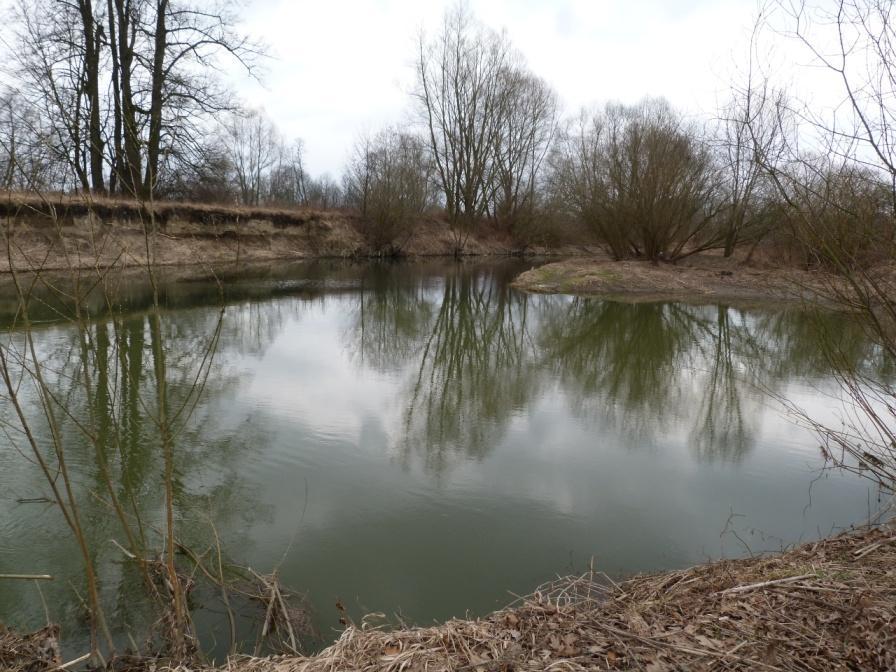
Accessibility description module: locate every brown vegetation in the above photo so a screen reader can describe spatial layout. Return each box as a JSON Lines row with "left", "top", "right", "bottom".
{"left": 0, "top": 191, "right": 328, "bottom": 229}
{"left": 343, "top": 130, "right": 436, "bottom": 254}
{"left": 0, "top": 626, "right": 60, "bottom": 672}
{"left": 547, "top": 100, "right": 722, "bottom": 263}
{"left": 8, "top": 523, "right": 893, "bottom": 672}
{"left": 238, "top": 523, "right": 894, "bottom": 672}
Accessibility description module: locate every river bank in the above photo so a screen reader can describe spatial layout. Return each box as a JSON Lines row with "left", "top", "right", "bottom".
{"left": 192, "top": 523, "right": 896, "bottom": 672}
{"left": 6, "top": 522, "right": 894, "bottom": 671}
{"left": 0, "top": 193, "right": 595, "bottom": 274}
{"left": 511, "top": 255, "right": 891, "bottom": 306}
{"left": 3, "top": 194, "right": 884, "bottom": 310}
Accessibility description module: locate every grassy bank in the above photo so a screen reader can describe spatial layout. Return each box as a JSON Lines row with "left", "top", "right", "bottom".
{"left": 512, "top": 254, "right": 896, "bottom": 306}
{"left": 6, "top": 523, "right": 894, "bottom": 671}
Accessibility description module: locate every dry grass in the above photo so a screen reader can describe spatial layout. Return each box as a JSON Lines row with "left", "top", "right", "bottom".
{"left": 0, "top": 191, "right": 594, "bottom": 273}
{"left": 148, "top": 524, "right": 896, "bottom": 672}
{"left": 0, "top": 190, "right": 334, "bottom": 228}
{"left": 0, "top": 626, "right": 60, "bottom": 672}
{"left": 511, "top": 254, "right": 889, "bottom": 307}
{"left": 4, "top": 525, "right": 895, "bottom": 671}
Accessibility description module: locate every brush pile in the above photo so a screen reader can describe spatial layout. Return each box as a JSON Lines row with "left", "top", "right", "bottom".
{"left": 174, "top": 524, "right": 896, "bottom": 672}
{"left": 6, "top": 525, "right": 895, "bottom": 671}
{"left": 0, "top": 625, "right": 60, "bottom": 672}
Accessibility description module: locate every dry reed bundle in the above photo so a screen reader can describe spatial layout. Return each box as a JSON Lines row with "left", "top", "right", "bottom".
{"left": 166, "top": 524, "right": 896, "bottom": 672}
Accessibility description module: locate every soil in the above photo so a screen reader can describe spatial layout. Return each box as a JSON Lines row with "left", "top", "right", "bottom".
{"left": 0, "top": 194, "right": 597, "bottom": 275}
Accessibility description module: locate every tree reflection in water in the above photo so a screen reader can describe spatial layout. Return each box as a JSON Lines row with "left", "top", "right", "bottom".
{"left": 2, "top": 260, "right": 886, "bottom": 652}
{"left": 399, "top": 268, "right": 537, "bottom": 474}
{"left": 0, "top": 290, "right": 297, "bottom": 651}
{"left": 347, "top": 264, "right": 882, "bottom": 471}
{"left": 348, "top": 264, "right": 437, "bottom": 372}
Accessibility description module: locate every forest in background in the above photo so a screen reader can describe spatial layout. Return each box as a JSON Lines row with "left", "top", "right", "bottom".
{"left": 0, "top": 0, "right": 893, "bottom": 266}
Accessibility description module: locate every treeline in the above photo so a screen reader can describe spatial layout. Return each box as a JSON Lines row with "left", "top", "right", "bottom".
{"left": 1, "top": 1, "right": 894, "bottom": 267}
{"left": 0, "top": 0, "right": 260, "bottom": 199}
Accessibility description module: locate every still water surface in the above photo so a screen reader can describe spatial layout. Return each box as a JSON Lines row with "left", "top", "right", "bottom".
{"left": 0, "top": 260, "right": 887, "bottom": 653}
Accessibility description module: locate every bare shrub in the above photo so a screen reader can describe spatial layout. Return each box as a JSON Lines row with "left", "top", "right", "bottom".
{"left": 746, "top": 0, "right": 896, "bottom": 492}
{"left": 548, "top": 99, "right": 720, "bottom": 262}
{"left": 775, "top": 162, "right": 893, "bottom": 270}
{"left": 344, "top": 130, "right": 435, "bottom": 254}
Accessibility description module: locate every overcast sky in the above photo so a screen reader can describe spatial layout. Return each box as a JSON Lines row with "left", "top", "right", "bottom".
{"left": 230, "top": 0, "right": 768, "bottom": 177}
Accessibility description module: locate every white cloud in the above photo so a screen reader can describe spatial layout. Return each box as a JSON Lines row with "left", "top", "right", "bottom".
{"left": 226, "top": 0, "right": 816, "bottom": 176}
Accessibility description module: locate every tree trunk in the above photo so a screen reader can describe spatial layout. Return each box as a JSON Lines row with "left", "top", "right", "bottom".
{"left": 143, "top": 0, "right": 168, "bottom": 199}
{"left": 78, "top": 0, "right": 106, "bottom": 193}
{"left": 106, "top": 0, "right": 123, "bottom": 194}
{"left": 113, "top": 0, "right": 142, "bottom": 197}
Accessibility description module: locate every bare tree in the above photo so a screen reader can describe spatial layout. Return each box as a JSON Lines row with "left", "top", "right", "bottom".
{"left": 490, "top": 69, "right": 559, "bottom": 235}
{"left": 13, "top": 0, "right": 99, "bottom": 192}
{"left": 304, "top": 174, "right": 343, "bottom": 210}
{"left": 11, "top": 0, "right": 259, "bottom": 198}
{"left": 222, "top": 109, "right": 282, "bottom": 206}
{"left": 716, "top": 31, "right": 788, "bottom": 258}
{"left": 268, "top": 139, "right": 310, "bottom": 206}
{"left": 0, "top": 88, "right": 63, "bottom": 191}
{"left": 414, "top": 3, "right": 511, "bottom": 253}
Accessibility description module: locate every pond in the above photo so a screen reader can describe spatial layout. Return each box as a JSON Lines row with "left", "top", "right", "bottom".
{"left": 0, "top": 259, "right": 888, "bottom": 656}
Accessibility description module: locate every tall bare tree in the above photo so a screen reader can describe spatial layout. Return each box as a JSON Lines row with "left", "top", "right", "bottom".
{"left": 490, "top": 69, "right": 558, "bottom": 234}
{"left": 12, "top": 0, "right": 259, "bottom": 198}
{"left": 414, "top": 3, "right": 511, "bottom": 252}
{"left": 14, "top": 0, "right": 98, "bottom": 192}
{"left": 716, "top": 24, "right": 788, "bottom": 258}
{"left": 222, "top": 109, "right": 282, "bottom": 206}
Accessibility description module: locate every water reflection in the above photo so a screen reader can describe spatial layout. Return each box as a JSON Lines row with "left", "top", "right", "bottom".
{"left": 0, "top": 259, "right": 887, "bottom": 655}
{"left": 348, "top": 265, "right": 435, "bottom": 372}
{"left": 344, "top": 264, "right": 880, "bottom": 471}
{"left": 689, "top": 306, "right": 759, "bottom": 462}
{"left": 400, "top": 269, "right": 537, "bottom": 473}
{"left": 0, "top": 303, "right": 281, "bottom": 651}
{"left": 539, "top": 300, "right": 709, "bottom": 443}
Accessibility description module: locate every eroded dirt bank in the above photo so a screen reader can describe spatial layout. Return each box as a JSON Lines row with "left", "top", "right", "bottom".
{"left": 0, "top": 195, "right": 594, "bottom": 274}
{"left": 6, "top": 523, "right": 894, "bottom": 671}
